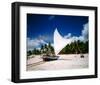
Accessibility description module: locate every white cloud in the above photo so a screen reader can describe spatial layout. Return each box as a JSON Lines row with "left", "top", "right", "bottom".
{"left": 51, "top": 43, "right": 54, "bottom": 47}
{"left": 64, "top": 23, "right": 89, "bottom": 42}
{"left": 48, "top": 16, "right": 55, "bottom": 20}
{"left": 64, "top": 33, "right": 72, "bottom": 39}
{"left": 81, "top": 23, "right": 88, "bottom": 41}
{"left": 27, "top": 37, "right": 47, "bottom": 51}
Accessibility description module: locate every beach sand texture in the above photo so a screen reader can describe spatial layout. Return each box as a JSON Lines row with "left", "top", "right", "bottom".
{"left": 27, "top": 54, "right": 88, "bottom": 71}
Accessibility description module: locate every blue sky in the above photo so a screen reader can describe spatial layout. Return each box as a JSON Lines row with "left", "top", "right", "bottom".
{"left": 27, "top": 14, "right": 88, "bottom": 51}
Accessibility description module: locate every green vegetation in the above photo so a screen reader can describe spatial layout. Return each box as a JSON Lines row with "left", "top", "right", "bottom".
{"left": 27, "top": 42, "right": 54, "bottom": 56}
{"left": 59, "top": 40, "right": 88, "bottom": 54}
{"left": 27, "top": 50, "right": 32, "bottom": 56}
{"left": 27, "top": 40, "right": 88, "bottom": 56}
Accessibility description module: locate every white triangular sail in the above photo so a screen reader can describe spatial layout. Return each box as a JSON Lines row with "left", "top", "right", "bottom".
{"left": 54, "top": 28, "right": 72, "bottom": 55}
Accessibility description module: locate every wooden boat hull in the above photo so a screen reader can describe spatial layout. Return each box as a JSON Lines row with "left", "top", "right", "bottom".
{"left": 42, "top": 56, "right": 59, "bottom": 61}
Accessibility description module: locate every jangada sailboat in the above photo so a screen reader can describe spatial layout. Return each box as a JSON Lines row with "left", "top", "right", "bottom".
{"left": 42, "top": 28, "right": 72, "bottom": 61}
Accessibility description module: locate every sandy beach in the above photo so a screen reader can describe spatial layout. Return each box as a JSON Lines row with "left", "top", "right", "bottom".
{"left": 27, "top": 54, "right": 88, "bottom": 71}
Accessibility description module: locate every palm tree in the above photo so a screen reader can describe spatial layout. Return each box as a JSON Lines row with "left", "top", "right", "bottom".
{"left": 49, "top": 42, "right": 55, "bottom": 55}
{"left": 41, "top": 45, "right": 44, "bottom": 54}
